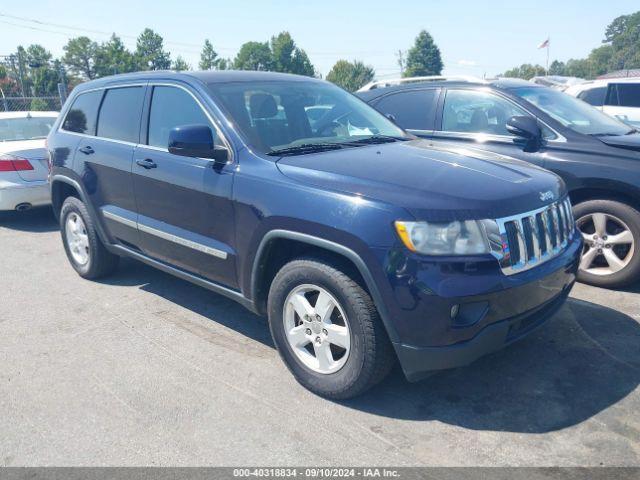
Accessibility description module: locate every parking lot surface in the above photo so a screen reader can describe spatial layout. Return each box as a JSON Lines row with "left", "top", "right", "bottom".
{"left": 1, "top": 208, "right": 639, "bottom": 466}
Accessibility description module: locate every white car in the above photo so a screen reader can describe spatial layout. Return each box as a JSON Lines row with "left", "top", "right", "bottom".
{"left": 0, "top": 111, "right": 58, "bottom": 211}
{"left": 565, "top": 78, "right": 640, "bottom": 128}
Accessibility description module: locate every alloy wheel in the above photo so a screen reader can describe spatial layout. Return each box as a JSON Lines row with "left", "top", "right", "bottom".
{"left": 65, "top": 212, "right": 90, "bottom": 266}
{"left": 283, "top": 284, "right": 351, "bottom": 374}
{"left": 577, "top": 212, "right": 635, "bottom": 276}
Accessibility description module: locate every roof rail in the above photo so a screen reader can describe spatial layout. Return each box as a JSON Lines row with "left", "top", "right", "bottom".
{"left": 358, "top": 75, "right": 486, "bottom": 92}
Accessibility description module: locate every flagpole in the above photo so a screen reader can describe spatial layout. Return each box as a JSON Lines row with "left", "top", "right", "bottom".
{"left": 546, "top": 37, "right": 550, "bottom": 76}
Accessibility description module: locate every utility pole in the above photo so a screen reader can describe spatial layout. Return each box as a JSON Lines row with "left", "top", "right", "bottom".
{"left": 397, "top": 50, "right": 405, "bottom": 77}
{"left": 16, "top": 50, "right": 28, "bottom": 97}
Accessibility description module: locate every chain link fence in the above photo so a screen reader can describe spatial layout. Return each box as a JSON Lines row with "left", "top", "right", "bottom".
{"left": 1, "top": 96, "right": 62, "bottom": 112}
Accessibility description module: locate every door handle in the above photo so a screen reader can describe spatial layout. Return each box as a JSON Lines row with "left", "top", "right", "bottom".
{"left": 78, "top": 146, "right": 94, "bottom": 155}
{"left": 136, "top": 158, "right": 157, "bottom": 169}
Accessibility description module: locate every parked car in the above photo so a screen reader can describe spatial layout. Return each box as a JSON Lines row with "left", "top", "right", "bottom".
{"left": 565, "top": 77, "right": 640, "bottom": 128}
{"left": 358, "top": 77, "right": 640, "bottom": 288}
{"left": 0, "top": 111, "right": 58, "bottom": 211}
{"left": 47, "top": 71, "right": 581, "bottom": 399}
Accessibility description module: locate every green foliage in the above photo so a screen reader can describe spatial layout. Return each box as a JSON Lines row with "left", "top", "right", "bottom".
{"left": 172, "top": 55, "right": 191, "bottom": 71}
{"left": 63, "top": 37, "right": 98, "bottom": 79}
{"left": 502, "top": 63, "right": 546, "bottom": 80}
{"left": 135, "top": 28, "right": 171, "bottom": 70}
{"left": 502, "top": 10, "right": 640, "bottom": 80}
{"left": 326, "top": 60, "right": 374, "bottom": 91}
{"left": 30, "top": 98, "right": 49, "bottom": 111}
{"left": 404, "top": 30, "right": 443, "bottom": 77}
{"left": 199, "top": 39, "right": 219, "bottom": 70}
{"left": 95, "top": 35, "right": 135, "bottom": 77}
{"left": 233, "top": 41, "right": 273, "bottom": 71}
{"left": 270, "top": 32, "right": 315, "bottom": 76}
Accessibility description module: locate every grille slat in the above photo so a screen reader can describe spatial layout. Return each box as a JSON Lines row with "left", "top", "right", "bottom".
{"left": 499, "top": 198, "right": 574, "bottom": 274}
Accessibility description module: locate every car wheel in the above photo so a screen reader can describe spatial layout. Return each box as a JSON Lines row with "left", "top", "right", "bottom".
{"left": 574, "top": 200, "right": 640, "bottom": 288}
{"left": 60, "top": 196, "right": 119, "bottom": 279}
{"left": 267, "top": 257, "right": 395, "bottom": 399}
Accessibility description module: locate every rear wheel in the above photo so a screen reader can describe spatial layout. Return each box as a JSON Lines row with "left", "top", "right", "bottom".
{"left": 574, "top": 200, "right": 640, "bottom": 288}
{"left": 268, "top": 258, "right": 394, "bottom": 399}
{"left": 60, "top": 196, "right": 119, "bottom": 279}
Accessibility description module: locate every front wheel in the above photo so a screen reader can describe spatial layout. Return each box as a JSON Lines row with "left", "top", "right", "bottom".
{"left": 267, "top": 258, "right": 394, "bottom": 399}
{"left": 574, "top": 200, "right": 640, "bottom": 288}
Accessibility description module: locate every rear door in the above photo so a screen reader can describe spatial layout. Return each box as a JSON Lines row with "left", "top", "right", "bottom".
{"left": 369, "top": 88, "right": 439, "bottom": 137}
{"left": 132, "top": 83, "right": 237, "bottom": 288}
{"left": 78, "top": 84, "right": 146, "bottom": 248}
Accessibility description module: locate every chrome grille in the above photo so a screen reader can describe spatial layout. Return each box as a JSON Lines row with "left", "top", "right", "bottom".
{"left": 486, "top": 197, "right": 575, "bottom": 275}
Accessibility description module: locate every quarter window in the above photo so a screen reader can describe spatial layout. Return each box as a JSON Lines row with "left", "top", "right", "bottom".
{"left": 62, "top": 90, "right": 103, "bottom": 135}
{"left": 606, "top": 83, "right": 640, "bottom": 108}
{"left": 96, "top": 87, "right": 145, "bottom": 143}
{"left": 374, "top": 89, "right": 437, "bottom": 131}
{"left": 147, "top": 86, "right": 219, "bottom": 149}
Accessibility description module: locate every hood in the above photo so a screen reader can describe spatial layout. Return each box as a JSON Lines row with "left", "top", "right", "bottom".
{"left": 596, "top": 132, "right": 640, "bottom": 153}
{"left": 276, "top": 139, "right": 566, "bottom": 221}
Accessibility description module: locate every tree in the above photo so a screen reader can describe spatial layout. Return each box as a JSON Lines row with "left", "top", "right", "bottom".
{"left": 501, "top": 63, "right": 545, "bottom": 80}
{"left": 172, "top": 55, "right": 190, "bottom": 71}
{"left": 199, "top": 39, "right": 219, "bottom": 70}
{"left": 270, "top": 32, "right": 315, "bottom": 76}
{"left": 95, "top": 34, "right": 135, "bottom": 77}
{"left": 135, "top": 28, "right": 171, "bottom": 70}
{"left": 233, "top": 41, "right": 273, "bottom": 71}
{"left": 404, "top": 30, "right": 443, "bottom": 77}
{"left": 548, "top": 60, "right": 566, "bottom": 76}
{"left": 326, "top": 60, "right": 374, "bottom": 92}
{"left": 63, "top": 37, "right": 98, "bottom": 79}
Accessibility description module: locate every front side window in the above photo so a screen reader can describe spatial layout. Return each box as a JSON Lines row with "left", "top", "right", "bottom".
{"left": 0, "top": 116, "right": 56, "bottom": 142}
{"left": 514, "top": 86, "right": 633, "bottom": 136}
{"left": 62, "top": 90, "right": 103, "bottom": 135}
{"left": 147, "top": 86, "right": 221, "bottom": 149}
{"left": 442, "top": 89, "right": 530, "bottom": 136}
{"left": 578, "top": 87, "right": 606, "bottom": 107}
{"left": 374, "top": 89, "right": 438, "bottom": 131}
{"left": 96, "top": 87, "right": 145, "bottom": 143}
{"left": 207, "top": 80, "right": 408, "bottom": 156}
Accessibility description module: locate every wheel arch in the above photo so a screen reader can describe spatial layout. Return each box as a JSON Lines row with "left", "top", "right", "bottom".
{"left": 569, "top": 183, "right": 640, "bottom": 212}
{"left": 250, "top": 230, "right": 399, "bottom": 343}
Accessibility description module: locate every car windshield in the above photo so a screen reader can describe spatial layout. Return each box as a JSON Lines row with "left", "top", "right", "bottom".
{"left": 0, "top": 116, "right": 57, "bottom": 142}
{"left": 512, "top": 86, "right": 633, "bottom": 136}
{"left": 207, "top": 80, "right": 409, "bottom": 156}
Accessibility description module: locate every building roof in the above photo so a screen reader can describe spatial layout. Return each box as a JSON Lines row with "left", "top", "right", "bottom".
{"left": 597, "top": 69, "right": 640, "bottom": 79}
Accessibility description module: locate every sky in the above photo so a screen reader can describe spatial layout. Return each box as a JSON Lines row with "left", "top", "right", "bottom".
{"left": 1, "top": 0, "right": 638, "bottom": 79}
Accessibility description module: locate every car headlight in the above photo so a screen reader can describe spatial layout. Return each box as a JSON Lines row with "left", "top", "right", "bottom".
{"left": 395, "top": 220, "right": 490, "bottom": 255}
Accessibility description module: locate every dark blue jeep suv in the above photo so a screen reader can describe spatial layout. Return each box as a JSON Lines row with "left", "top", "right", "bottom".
{"left": 47, "top": 71, "right": 582, "bottom": 399}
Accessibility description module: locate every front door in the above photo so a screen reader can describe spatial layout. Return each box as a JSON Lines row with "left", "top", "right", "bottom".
{"left": 430, "top": 88, "right": 553, "bottom": 169}
{"left": 132, "top": 84, "right": 237, "bottom": 288}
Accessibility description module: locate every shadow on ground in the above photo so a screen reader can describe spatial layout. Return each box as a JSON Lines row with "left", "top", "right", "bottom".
{"left": 0, "top": 207, "right": 57, "bottom": 233}
{"left": 100, "top": 256, "right": 640, "bottom": 434}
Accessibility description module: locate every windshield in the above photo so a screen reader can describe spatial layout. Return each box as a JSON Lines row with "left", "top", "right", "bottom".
{"left": 512, "top": 86, "right": 633, "bottom": 136}
{"left": 207, "top": 80, "right": 409, "bottom": 156}
{"left": 0, "top": 116, "right": 57, "bottom": 142}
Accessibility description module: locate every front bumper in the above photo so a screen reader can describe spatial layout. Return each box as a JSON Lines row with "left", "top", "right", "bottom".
{"left": 374, "top": 231, "right": 582, "bottom": 381}
{"left": 0, "top": 180, "right": 50, "bottom": 211}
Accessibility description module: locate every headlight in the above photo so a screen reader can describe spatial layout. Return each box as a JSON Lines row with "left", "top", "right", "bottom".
{"left": 395, "top": 220, "right": 490, "bottom": 255}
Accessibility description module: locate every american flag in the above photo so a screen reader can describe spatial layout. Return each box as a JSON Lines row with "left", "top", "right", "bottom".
{"left": 538, "top": 38, "right": 550, "bottom": 49}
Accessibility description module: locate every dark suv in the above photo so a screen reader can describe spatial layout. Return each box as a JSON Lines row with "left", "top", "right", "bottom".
{"left": 47, "top": 71, "right": 581, "bottom": 399}
{"left": 358, "top": 77, "right": 640, "bottom": 288}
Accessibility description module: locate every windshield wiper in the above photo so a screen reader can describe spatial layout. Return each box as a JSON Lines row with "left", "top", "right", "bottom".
{"left": 266, "top": 143, "right": 347, "bottom": 157}
{"left": 346, "top": 134, "right": 410, "bottom": 145}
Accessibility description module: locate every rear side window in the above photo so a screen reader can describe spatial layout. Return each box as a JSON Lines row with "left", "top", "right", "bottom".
{"left": 96, "top": 87, "right": 145, "bottom": 143}
{"left": 606, "top": 83, "right": 640, "bottom": 108}
{"left": 62, "top": 90, "right": 102, "bottom": 135}
{"left": 147, "top": 86, "right": 218, "bottom": 149}
{"left": 373, "top": 89, "right": 438, "bottom": 130}
{"left": 578, "top": 87, "right": 606, "bottom": 107}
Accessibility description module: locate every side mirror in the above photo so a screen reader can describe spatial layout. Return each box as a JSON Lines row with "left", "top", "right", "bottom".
{"left": 168, "top": 124, "right": 228, "bottom": 163}
{"left": 506, "top": 116, "right": 542, "bottom": 152}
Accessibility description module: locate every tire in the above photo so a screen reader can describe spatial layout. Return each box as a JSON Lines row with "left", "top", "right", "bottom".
{"left": 267, "top": 257, "right": 395, "bottom": 399}
{"left": 574, "top": 199, "right": 640, "bottom": 288}
{"left": 60, "top": 196, "right": 119, "bottom": 279}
